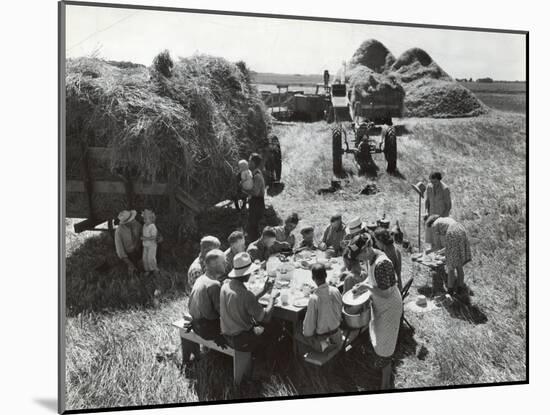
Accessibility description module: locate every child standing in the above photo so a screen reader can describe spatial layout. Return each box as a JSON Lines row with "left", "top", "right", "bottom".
{"left": 141, "top": 209, "right": 159, "bottom": 275}
{"left": 238, "top": 159, "right": 253, "bottom": 192}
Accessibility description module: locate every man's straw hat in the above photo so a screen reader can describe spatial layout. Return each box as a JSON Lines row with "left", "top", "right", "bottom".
{"left": 411, "top": 182, "right": 427, "bottom": 197}
{"left": 346, "top": 217, "right": 366, "bottom": 235}
{"left": 118, "top": 210, "right": 136, "bottom": 225}
{"left": 228, "top": 252, "right": 258, "bottom": 278}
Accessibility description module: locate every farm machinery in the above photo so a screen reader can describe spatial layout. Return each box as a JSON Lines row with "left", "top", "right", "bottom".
{"left": 324, "top": 69, "right": 403, "bottom": 176}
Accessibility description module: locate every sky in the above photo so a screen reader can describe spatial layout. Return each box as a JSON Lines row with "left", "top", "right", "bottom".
{"left": 65, "top": 4, "right": 526, "bottom": 81}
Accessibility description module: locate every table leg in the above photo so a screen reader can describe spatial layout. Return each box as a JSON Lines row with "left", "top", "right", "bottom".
{"left": 292, "top": 322, "right": 299, "bottom": 357}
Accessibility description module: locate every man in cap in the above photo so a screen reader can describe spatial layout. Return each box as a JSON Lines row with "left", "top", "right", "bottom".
{"left": 247, "top": 227, "right": 290, "bottom": 263}
{"left": 425, "top": 171, "right": 452, "bottom": 247}
{"left": 319, "top": 214, "right": 346, "bottom": 255}
{"left": 295, "top": 263, "right": 343, "bottom": 354}
{"left": 114, "top": 210, "right": 143, "bottom": 276}
{"left": 220, "top": 252, "right": 276, "bottom": 352}
{"left": 245, "top": 153, "right": 266, "bottom": 242}
{"left": 188, "top": 249, "right": 227, "bottom": 345}
{"left": 187, "top": 236, "right": 221, "bottom": 290}
{"left": 273, "top": 212, "right": 299, "bottom": 248}
{"left": 295, "top": 226, "right": 317, "bottom": 252}
{"left": 224, "top": 231, "right": 246, "bottom": 275}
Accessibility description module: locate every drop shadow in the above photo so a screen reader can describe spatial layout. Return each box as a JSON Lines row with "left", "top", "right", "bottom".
{"left": 33, "top": 398, "right": 57, "bottom": 413}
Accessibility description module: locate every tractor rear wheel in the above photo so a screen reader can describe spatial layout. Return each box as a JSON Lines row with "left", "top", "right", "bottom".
{"left": 332, "top": 129, "right": 343, "bottom": 175}
{"left": 326, "top": 105, "right": 334, "bottom": 124}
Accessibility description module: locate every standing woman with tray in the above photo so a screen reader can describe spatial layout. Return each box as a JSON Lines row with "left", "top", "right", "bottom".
{"left": 348, "top": 233, "right": 403, "bottom": 390}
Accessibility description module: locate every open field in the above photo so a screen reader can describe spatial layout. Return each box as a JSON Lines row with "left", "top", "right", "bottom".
{"left": 65, "top": 106, "right": 526, "bottom": 410}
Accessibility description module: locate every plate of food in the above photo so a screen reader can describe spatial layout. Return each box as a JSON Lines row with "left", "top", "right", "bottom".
{"left": 293, "top": 298, "right": 309, "bottom": 308}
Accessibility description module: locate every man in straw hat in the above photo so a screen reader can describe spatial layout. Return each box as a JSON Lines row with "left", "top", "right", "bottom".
{"left": 187, "top": 236, "right": 221, "bottom": 290}
{"left": 295, "top": 263, "right": 343, "bottom": 354}
{"left": 115, "top": 210, "right": 143, "bottom": 276}
{"left": 220, "top": 252, "right": 276, "bottom": 353}
{"left": 341, "top": 216, "right": 367, "bottom": 250}
{"left": 188, "top": 249, "right": 227, "bottom": 346}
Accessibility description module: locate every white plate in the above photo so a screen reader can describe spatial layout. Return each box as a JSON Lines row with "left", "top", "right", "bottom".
{"left": 293, "top": 298, "right": 309, "bottom": 308}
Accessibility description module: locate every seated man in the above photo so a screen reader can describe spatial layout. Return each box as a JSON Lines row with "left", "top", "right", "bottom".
{"left": 114, "top": 210, "right": 143, "bottom": 276}
{"left": 224, "top": 230, "right": 246, "bottom": 275}
{"left": 247, "top": 227, "right": 290, "bottom": 263}
{"left": 295, "top": 226, "right": 317, "bottom": 252}
{"left": 188, "top": 249, "right": 226, "bottom": 343}
{"left": 187, "top": 236, "right": 221, "bottom": 290}
{"left": 319, "top": 214, "right": 346, "bottom": 255}
{"left": 341, "top": 217, "right": 367, "bottom": 250}
{"left": 295, "top": 263, "right": 343, "bottom": 353}
{"left": 273, "top": 213, "right": 299, "bottom": 248}
{"left": 220, "top": 252, "right": 276, "bottom": 352}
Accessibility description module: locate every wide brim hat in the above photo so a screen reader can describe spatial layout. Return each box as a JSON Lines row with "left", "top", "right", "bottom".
{"left": 118, "top": 209, "right": 137, "bottom": 225}
{"left": 343, "top": 286, "right": 371, "bottom": 306}
{"left": 411, "top": 182, "right": 427, "bottom": 197}
{"left": 228, "top": 252, "right": 259, "bottom": 278}
{"left": 346, "top": 217, "right": 366, "bottom": 235}
{"left": 404, "top": 296, "right": 439, "bottom": 313}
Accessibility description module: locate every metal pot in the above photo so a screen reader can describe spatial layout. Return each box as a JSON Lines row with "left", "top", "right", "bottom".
{"left": 342, "top": 306, "right": 371, "bottom": 329}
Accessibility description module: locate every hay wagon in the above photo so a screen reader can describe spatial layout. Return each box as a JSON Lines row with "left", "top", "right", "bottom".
{"left": 66, "top": 143, "right": 203, "bottom": 234}
{"left": 66, "top": 55, "right": 281, "bottom": 235}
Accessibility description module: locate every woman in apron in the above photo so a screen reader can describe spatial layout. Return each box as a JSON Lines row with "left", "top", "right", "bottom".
{"left": 348, "top": 233, "right": 403, "bottom": 389}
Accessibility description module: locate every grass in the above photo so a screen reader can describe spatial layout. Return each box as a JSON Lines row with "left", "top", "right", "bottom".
{"left": 64, "top": 106, "right": 526, "bottom": 410}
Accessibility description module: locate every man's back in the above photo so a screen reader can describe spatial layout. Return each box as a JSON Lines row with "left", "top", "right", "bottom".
{"left": 220, "top": 279, "right": 265, "bottom": 336}
{"left": 114, "top": 220, "right": 142, "bottom": 258}
{"left": 188, "top": 274, "right": 221, "bottom": 321}
{"left": 303, "top": 283, "right": 342, "bottom": 336}
{"left": 426, "top": 181, "right": 452, "bottom": 217}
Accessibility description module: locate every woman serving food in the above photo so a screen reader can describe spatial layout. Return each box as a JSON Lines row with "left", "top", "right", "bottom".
{"left": 345, "top": 233, "right": 403, "bottom": 390}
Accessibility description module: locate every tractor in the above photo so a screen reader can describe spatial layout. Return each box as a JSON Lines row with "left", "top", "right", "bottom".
{"left": 324, "top": 71, "right": 403, "bottom": 176}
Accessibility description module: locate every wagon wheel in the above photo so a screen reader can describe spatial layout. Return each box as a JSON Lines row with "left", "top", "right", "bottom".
{"left": 332, "top": 128, "right": 343, "bottom": 175}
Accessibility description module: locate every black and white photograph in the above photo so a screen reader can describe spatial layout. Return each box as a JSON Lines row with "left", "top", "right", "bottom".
{"left": 59, "top": 1, "right": 527, "bottom": 412}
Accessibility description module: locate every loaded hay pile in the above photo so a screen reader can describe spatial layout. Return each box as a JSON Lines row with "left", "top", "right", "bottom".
{"left": 347, "top": 65, "right": 405, "bottom": 109}
{"left": 345, "top": 40, "right": 486, "bottom": 118}
{"left": 66, "top": 51, "right": 271, "bottom": 233}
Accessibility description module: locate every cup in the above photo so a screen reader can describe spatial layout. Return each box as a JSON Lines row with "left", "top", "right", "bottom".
{"left": 281, "top": 289, "right": 289, "bottom": 306}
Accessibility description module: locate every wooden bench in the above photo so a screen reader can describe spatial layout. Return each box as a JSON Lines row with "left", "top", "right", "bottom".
{"left": 172, "top": 319, "right": 252, "bottom": 385}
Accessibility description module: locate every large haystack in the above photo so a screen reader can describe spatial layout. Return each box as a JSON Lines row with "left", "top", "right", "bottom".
{"left": 391, "top": 47, "right": 451, "bottom": 82}
{"left": 66, "top": 53, "right": 271, "bottom": 228}
{"left": 344, "top": 41, "right": 486, "bottom": 118}
{"left": 347, "top": 66, "right": 405, "bottom": 107}
{"left": 350, "top": 39, "right": 396, "bottom": 73}
{"left": 391, "top": 48, "right": 486, "bottom": 117}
